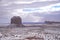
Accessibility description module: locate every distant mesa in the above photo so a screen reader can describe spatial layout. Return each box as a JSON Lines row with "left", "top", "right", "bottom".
{"left": 45, "top": 21, "right": 60, "bottom": 24}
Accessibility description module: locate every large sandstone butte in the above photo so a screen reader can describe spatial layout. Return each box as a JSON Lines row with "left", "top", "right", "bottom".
{"left": 11, "top": 16, "right": 23, "bottom": 27}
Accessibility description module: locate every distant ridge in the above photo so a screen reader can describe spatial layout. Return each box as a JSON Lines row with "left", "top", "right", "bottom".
{"left": 23, "top": 22, "right": 45, "bottom": 24}
{"left": 45, "top": 21, "right": 60, "bottom": 24}
{"left": 0, "top": 22, "right": 45, "bottom": 24}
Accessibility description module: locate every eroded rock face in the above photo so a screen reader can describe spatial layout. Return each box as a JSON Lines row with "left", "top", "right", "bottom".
{"left": 10, "top": 16, "right": 23, "bottom": 27}
{"left": 11, "top": 16, "right": 22, "bottom": 24}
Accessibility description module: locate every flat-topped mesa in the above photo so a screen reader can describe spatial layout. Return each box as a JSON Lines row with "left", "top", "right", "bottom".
{"left": 45, "top": 21, "right": 60, "bottom": 24}
{"left": 11, "top": 16, "right": 23, "bottom": 27}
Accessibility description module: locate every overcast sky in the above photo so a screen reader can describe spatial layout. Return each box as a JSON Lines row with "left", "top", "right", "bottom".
{"left": 0, "top": 0, "right": 60, "bottom": 23}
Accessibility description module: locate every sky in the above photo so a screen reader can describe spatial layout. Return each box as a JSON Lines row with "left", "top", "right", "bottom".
{"left": 0, "top": 0, "right": 60, "bottom": 23}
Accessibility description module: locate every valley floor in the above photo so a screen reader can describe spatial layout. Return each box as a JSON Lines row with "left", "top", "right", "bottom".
{"left": 0, "top": 24, "right": 60, "bottom": 40}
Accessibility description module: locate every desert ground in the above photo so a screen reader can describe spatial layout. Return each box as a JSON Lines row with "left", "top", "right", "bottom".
{"left": 0, "top": 24, "right": 60, "bottom": 40}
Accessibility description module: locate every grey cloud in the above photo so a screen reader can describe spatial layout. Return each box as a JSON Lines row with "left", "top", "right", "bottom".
{"left": 0, "top": 0, "right": 60, "bottom": 23}
{"left": 32, "top": 11, "right": 60, "bottom": 22}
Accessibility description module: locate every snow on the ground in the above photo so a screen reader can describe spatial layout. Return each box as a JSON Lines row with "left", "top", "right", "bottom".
{"left": 0, "top": 26, "right": 60, "bottom": 40}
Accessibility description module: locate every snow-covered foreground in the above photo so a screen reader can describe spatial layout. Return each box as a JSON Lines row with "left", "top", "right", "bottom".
{"left": 0, "top": 26, "right": 60, "bottom": 40}
{"left": 0, "top": 27, "right": 42, "bottom": 40}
